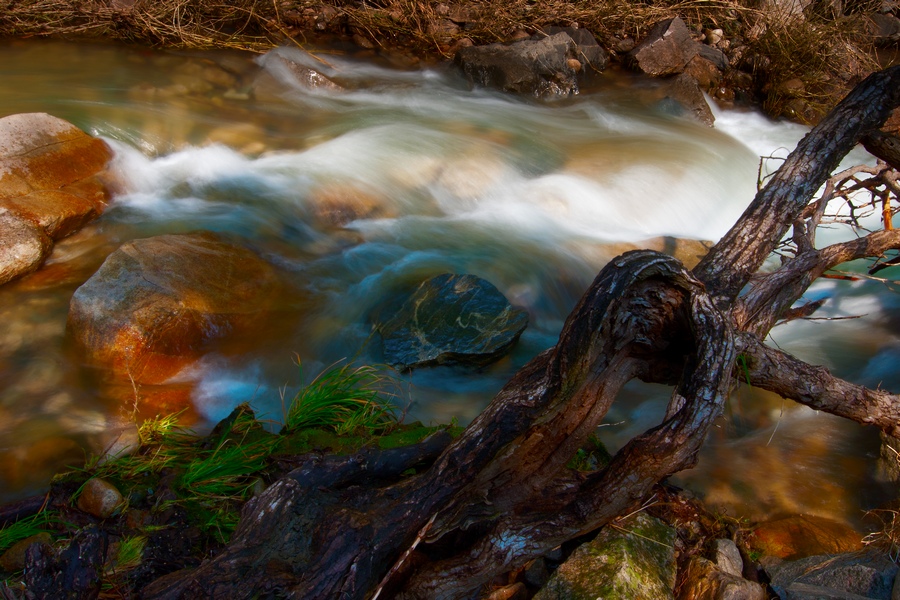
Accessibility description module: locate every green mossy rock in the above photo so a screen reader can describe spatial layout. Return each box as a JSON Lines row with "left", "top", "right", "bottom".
{"left": 535, "top": 512, "right": 676, "bottom": 600}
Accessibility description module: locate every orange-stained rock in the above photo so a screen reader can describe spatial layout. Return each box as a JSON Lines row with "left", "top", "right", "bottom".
{"left": 0, "top": 113, "right": 116, "bottom": 286}
{"left": 748, "top": 514, "right": 863, "bottom": 561}
{"left": 67, "top": 232, "right": 281, "bottom": 385}
{"left": 2, "top": 190, "right": 99, "bottom": 239}
{"left": 0, "top": 112, "right": 112, "bottom": 194}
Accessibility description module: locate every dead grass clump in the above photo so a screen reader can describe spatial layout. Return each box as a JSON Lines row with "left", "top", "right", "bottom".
{"left": 748, "top": 16, "right": 878, "bottom": 122}
{"left": 0, "top": 0, "right": 284, "bottom": 51}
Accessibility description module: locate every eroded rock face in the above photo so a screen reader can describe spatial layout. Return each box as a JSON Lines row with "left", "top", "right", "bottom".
{"left": 0, "top": 113, "right": 115, "bottom": 285}
{"left": 67, "top": 232, "right": 280, "bottom": 384}
{"left": 454, "top": 32, "right": 581, "bottom": 97}
{"left": 377, "top": 273, "right": 528, "bottom": 371}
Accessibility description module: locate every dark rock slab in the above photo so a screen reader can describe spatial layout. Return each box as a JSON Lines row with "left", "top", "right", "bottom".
{"left": 378, "top": 273, "right": 527, "bottom": 371}
{"left": 454, "top": 33, "right": 579, "bottom": 97}
{"left": 867, "top": 13, "right": 900, "bottom": 45}
{"left": 542, "top": 26, "right": 609, "bottom": 72}
{"left": 766, "top": 548, "right": 898, "bottom": 600}
{"left": 24, "top": 527, "right": 107, "bottom": 600}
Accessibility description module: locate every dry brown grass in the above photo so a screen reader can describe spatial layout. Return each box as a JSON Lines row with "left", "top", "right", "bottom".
{"left": 1, "top": 0, "right": 283, "bottom": 51}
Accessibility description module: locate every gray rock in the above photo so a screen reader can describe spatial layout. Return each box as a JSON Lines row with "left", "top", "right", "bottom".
{"left": 454, "top": 33, "right": 580, "bottom": 97}
{"left": 534, "top": 512, "right": 676, "bottom": 600}
{"left": 715, "top": 539, "right": 744, "bottom": 577}
{"left": 0, "top": 209, "right": 51, "bottom": 285}
{"left": 760, "top": 0, "right": 815, "bottom": 24}
{"left": 524, "top": 557, "right": 551, "bottom": 588}
{"left": 378, "top": 273, "right": 528, "bottom": 371}
{"left": 867, "top": 13, "right": 900, "bottom": 45}
{"left": 626, "top": 17, "right": 700, "bottom": 76}
{"left": 767, "top": 549, "right": 899, "bottom": 600}
{"left": 697, "top": 44, "right": 730, "bottom": 71}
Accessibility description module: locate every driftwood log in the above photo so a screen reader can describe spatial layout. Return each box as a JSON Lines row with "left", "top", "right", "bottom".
{"left": 143, "top": 66, "right": 900, "bottom": 600}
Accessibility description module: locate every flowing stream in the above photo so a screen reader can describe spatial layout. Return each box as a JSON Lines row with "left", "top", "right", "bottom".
{"left": 0, "top": 39, "right": 896, "bottom": 527}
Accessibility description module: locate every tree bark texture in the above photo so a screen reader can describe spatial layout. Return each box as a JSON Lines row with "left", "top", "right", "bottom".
{"left": 143, "top": 66, "right": 900, "bottom": 600}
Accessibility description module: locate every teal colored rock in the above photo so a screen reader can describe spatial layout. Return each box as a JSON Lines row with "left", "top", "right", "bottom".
{"left": 535, "top": 512, "right": 677, "bottom": 600}
{"left": 378, "top": 273, "right": 528, "bottom": 371}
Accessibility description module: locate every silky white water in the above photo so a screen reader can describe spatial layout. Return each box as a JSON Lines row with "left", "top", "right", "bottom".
{"left": 0, "top": 39, "right": 895, "bottom": 526}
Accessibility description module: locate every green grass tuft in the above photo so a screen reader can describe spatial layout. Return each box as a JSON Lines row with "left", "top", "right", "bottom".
{"left": 178, "top": 439, "right": 271, "bottom": 500}
{"left": 283, "top": 363, "right": 399, "bottom": 436}
{"left": 0, "top": 512, "right": 59, "bottom": 554}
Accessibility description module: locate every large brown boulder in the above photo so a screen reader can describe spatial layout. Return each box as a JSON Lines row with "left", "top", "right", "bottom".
{"left": 67, "top": 232, "right": 281, "bottom": 385}
{"left": 0, "top": 113, "right": 115, "bottom": 285}
{"left": 626, "top": 17, "right": 700, "bottom": 77}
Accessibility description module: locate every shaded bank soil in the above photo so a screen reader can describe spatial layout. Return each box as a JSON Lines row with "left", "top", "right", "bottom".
{"left": 0, "top": 363, "right": 466, "bottom": 596}
{"left": 0, "top": 0, "right": 896, "bottom": 121}
{"left": 0, "top": 399, "right": 766, "bottom": 599}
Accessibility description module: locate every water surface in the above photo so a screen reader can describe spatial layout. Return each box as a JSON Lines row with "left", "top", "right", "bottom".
{"left": 0, "top": 39, "right": 895, "bottom": 527}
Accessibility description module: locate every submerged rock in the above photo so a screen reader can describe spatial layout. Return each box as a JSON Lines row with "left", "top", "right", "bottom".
{"left": 748, "top": 514, "right": 862, "bottom": 561}
{"left": 0, "top": 112, "right": 115, "bottom": 285}
{"left": 67, "top": 232, "right": 281, "bottom": 385}
{"left": 534, "top": 512, "right": 677, "bottom": 599}
{"left": 377, "top": 273, "right": 528, "bottom": 371}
